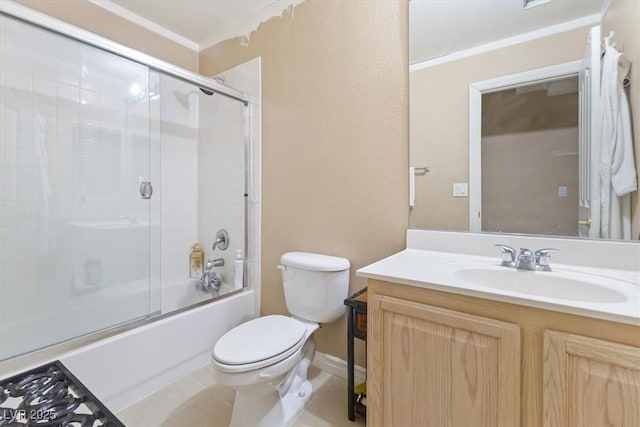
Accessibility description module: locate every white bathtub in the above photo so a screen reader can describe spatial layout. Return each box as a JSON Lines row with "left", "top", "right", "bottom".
{"left": 0, "top": 279, "right": 153, "bottom": 360}
{"left": 0, "top": 277, "right": 239, "bottom": 360}
{"left": 161, "top": 279, "right": 238, "bottom": 313}
{"left": 0, "top": 289, "right": 255, "bottom": 413}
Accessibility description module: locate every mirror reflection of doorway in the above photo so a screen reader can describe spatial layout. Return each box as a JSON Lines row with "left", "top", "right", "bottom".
{"left": 481, "top": 76, "right": 579, "bottom": 236}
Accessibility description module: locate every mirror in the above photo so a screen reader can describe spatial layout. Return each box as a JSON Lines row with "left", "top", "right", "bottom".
{"left": 409, "top": 0, "right": 639, "bottom": 240}
{"left": 481, "top": 76, "right": 579, "bottom": 236}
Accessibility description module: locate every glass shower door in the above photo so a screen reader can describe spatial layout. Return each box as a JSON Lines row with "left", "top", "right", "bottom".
{"left": 0, "top": 14, "right": 158, "bottom": 360}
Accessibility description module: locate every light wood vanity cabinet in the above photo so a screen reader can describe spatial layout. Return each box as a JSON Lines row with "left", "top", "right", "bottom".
{"left": 367, "top": 279, "right": 640, "bottom": 427}
{"left": 368, "top": 293, "right": 521, "bottom": 426}
{"left": 543, "top": 330, "right": 640, "bottom": 426}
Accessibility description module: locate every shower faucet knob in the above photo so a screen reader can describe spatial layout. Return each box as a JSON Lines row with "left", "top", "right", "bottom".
{"left": 212, "top": 229, "right": 229, "bottom": 251}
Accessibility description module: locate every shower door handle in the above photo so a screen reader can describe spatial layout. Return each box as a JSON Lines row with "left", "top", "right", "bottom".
{"left": 139, "top": 180, "right": 153, "bottom": 199}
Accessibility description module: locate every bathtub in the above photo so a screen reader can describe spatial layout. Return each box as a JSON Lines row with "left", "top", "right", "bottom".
{"left": 161, "top": 279, "right": 238, "bottom": 313}
{"left": 0, "top": 289, "right": 255, "bottom": 413}
{"left": 1, "top": 279, "right": 153, "bottom": 361}
{"left": 0, "top": 276, "right": 238, "bottom": 361}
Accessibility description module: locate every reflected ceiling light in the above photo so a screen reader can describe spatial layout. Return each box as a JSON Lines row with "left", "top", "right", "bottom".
{"left": 129, "top": 82, "right": 142, "bottom": 97}
{"left": 523, "top": 0, "right": 552, "bottom": 9}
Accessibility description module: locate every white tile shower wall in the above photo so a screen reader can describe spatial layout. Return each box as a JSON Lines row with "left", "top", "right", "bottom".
{"left": 159, "top": 61, "right": 259, "bottom": 312}
{"left": 214, "top": 58, "right": 261, "bottom": 314}
{"left": 198, "top": 97, "right": 245, "bottom": 288}
{"left": 0, "top": 15, "right": 156, "bottom": 359}
{"left": 158, "top": 74, "right": 200, "bottom": 309}
{"left": 149, "top": 71, "right": 161, "bottom": 313}
{"left": 2, "top": 29, "right": 144, "bottom": 248}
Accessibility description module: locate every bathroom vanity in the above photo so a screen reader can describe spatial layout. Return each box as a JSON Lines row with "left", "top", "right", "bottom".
{"left": 358, "top": 231, "right": 640, "bottom": 427}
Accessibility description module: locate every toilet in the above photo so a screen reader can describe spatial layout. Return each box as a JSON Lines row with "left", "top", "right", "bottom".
{"left": 211, "top": 252, "right": 350, "bottom": 427}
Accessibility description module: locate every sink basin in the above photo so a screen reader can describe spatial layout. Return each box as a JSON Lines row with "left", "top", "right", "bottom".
{"left": 454, "top": 267, "right": 628, "bottom": 303}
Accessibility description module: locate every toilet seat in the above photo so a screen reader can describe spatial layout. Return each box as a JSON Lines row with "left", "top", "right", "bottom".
{"left": 212, "top": 315, "right": 307, "bottom": 373}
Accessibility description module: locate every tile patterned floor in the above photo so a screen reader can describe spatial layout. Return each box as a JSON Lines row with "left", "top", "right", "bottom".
{"left": 117, "top": 364, "right": 367, "bottom": 427}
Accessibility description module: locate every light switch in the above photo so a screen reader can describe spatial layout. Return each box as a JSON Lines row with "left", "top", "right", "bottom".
{"left": 453, "top": 182, "right": 468, "bottom": 197}
{"left": 558, "top": 186, "right": 568, "bottom": 198}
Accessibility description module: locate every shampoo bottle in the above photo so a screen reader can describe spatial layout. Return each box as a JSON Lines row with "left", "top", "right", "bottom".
{"left": 234, "top": 249, "right": 244, "bottom": 288}
{"left": 190, "top": 243, "right": 204, "bottom": 278}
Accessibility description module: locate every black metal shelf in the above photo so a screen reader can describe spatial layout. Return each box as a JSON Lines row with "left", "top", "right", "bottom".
{"left": 344, "top": 287, "right": 367, "bottom": 422}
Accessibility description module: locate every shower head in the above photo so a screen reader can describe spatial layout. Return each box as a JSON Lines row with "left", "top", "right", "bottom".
{"left": 172, "top": 88, "right": 214, "bottom": 109}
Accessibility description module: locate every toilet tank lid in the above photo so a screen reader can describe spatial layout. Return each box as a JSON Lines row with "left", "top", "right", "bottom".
{"left": 281, "top": 252, "right": 350, "bottom": 272}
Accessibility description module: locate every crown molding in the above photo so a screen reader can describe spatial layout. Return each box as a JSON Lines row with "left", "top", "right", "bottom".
{"left": 88, "top": 0, "right": 199, "bottom": 51}
{"left": 411, "top": 13, "right": 601, "bottom": 71}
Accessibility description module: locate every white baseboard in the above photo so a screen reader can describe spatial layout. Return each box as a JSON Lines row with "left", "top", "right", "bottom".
{"left": 312, "top": 351, "right": 366, "bottom": 385}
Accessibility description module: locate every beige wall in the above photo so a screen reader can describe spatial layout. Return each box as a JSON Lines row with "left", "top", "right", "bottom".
{"left": 482, "top": 128, "right": 579, "bottom": 236}
{"left": 200, "top": 0, "right": 409, "bottom": 363}
{"left": 410, "top": 26, "right": 591, "bottom": 230}
{"left": 15, "top": 0, "right": 198, "bottom": 71}
{"left": 603, "top": 0, "right": 640, "bottom": 240}
{"left": 481, "top": 85, "right": 579, "bottom": 236}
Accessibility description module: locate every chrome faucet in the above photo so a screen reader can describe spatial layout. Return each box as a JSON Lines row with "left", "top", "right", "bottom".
{"left": 494, "top": 245, "right": 558, "bottom": 271}
{"left": 515, "top": 248, "right": 535, "bottom": 270}
{"left": 533, "top": 248, "right": 559, "bottom": 271}
{"left": 495, "top": 244, "right": 517, "bottom": 267}
{"left": 198, "top": 258, "right": 224, "bottom": 293}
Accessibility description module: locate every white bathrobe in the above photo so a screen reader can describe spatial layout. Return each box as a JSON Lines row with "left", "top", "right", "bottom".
{"left": 599, "top": 44, "right": 637, "bottom": 240}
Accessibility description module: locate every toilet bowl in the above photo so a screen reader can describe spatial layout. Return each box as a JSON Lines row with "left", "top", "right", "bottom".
{"left": 211, "top": 252, "right": 350, "bottom": 427}
{"left": 211, "top": 315, "right": 318, "bottom": 394}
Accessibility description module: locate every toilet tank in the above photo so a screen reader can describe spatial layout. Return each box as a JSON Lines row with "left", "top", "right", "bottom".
{"left": 280, "top": 252, "right": 350, "bottom": 323}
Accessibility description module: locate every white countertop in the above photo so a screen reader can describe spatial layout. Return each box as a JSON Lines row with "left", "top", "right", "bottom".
{"left": 357, "top": 248, "right": 640, "bottom": 326}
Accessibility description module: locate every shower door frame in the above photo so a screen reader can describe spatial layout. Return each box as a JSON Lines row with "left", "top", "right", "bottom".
{"left": 0, "top": 1, "right": 249, "bottom": 106}
{"left": 0, "top": 1, "right": 254, "bottom": 365}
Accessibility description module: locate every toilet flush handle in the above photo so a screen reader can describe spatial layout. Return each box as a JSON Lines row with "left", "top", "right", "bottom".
{"left": 276, "top": 264, "right": 286, "bottom": 271}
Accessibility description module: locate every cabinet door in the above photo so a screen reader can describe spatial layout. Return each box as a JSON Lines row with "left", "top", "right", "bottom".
{"left": 368, "top": 294, "right": 521, "bottom": 427}
{"left": 543, "top": 330, "right": 640, "bottom": 426}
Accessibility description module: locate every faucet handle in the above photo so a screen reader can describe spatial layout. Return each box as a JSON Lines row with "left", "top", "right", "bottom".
{"left": 534, "top": 248, "right": 558, "bottom": 270}
{"left": 494, "top": 244, "right": 516, "bottom": 266}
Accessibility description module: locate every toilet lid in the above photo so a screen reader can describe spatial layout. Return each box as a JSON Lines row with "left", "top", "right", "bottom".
{"left": 213, "top": 315, "right": 307, "bottom": 365}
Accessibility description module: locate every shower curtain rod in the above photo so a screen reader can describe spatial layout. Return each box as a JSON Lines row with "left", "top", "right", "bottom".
{"left": 0, "top": 1, "right": 249, "bottom": 106}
